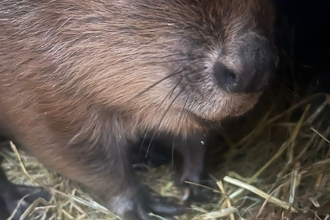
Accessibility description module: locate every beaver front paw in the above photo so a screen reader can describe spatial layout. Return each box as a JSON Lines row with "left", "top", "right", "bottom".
{"left": 108, "top": 185, "right": 188, "bottom": 220}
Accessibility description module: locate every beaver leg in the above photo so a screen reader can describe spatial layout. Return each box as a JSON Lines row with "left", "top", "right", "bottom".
{"left": 173, "top": 132, "right": 217, "bottom": 203}
{"left": 18, "top": 118, "right": 186, "bottom": 220}
{"left": 131, "top": 132, "right": 217, "bottom": 204}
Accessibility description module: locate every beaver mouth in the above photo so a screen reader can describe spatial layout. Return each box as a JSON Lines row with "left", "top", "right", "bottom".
{"left": 183, "top": 91, "right": 262, "bottom": 122}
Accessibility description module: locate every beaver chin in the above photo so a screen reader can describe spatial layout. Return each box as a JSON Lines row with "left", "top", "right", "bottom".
{"left": 186, "top": 91, "right": 262, "bottom": 122}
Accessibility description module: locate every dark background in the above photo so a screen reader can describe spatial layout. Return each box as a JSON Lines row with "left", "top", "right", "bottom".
{"left": 272, "top": 0, "right": 330, "bottom": 93}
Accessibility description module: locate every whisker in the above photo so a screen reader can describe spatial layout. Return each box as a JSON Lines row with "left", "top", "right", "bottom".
{"left": 153, "top": 76, "right": 184, "bottom": 114}
{"left": 145, "top": 132, "right": 155, "bottom": 159}
{"left": 167, "top": 77, "right": 183, "bottom": 100}
{"left": 181, "top": 97, "right": 195, "bottom": 128}
{"left": 171, "top": 138, "right": 176, "bottom": 171}
{"left": 174, "top": 87, "right": 191, "bottom": 129}
{"left": 133, "top": 68, "right": 185, "bottom": 100}
{"left": 142, "top": 78, "right": 184, "bottom": 158}
{"left": 132, "top": 54, "right": 207, "bottom": 100}
{"left": 147, "top": 57, "right": 200, "bottom": 64}
{"left": 137, "top": 70, "right": 185, "bottom": 159}
{"left": 139, "top": 130, "right": 149, "bottom": 159}
{"left": 170, "top": 87, "right": 190, "bottom": 168}
{"left": 145, "top": 87, "right": 186, "bottom": 158}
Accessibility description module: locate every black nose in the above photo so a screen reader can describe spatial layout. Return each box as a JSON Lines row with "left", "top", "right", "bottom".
{"left": 213, "top": 38, "right": 277, "bottom": 93}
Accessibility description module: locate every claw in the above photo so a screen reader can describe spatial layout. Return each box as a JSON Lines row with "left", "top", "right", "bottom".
{"left": 112, "top": 185, "right": 188, "bottom": 220}
{"left": 181, "top": 179, "right": 218, "bottom": 204}
{"left": 147, "top": 195, "right": 187, "bottom": 216}
{"left": 182, "top": 187, "right": 190, "bottom": 202}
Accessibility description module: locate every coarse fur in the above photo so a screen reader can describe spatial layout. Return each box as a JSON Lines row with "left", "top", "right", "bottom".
{"left": 0, "top": 0, "right": 276, "bottom": 219}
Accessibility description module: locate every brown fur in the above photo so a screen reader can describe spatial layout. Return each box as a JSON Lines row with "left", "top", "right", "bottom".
{"left": 0, "top": 0, "right": 276, "bottom": 219}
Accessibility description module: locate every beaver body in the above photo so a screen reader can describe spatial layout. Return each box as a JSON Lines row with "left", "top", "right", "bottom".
{"left": 0, "top": 1, "right": 276, "bottom": 219}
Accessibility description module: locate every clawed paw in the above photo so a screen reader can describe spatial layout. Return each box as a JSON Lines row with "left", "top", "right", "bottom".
{"left": 181, "top": 179, "right": 219, "bottom": 205}
{"left": 124, "top": 186, "right": 188, "bottom": 220}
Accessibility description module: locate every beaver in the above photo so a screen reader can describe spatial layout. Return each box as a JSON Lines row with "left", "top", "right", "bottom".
{"left": 0, "top": 0, "right": 277, "bottom": 219}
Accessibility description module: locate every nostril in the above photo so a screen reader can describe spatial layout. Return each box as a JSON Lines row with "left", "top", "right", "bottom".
{"left": 213, "top": 62, "right": 242, "bottom": 93}
{"left": 225, "top": 71, "right": 237, "bottom": 86}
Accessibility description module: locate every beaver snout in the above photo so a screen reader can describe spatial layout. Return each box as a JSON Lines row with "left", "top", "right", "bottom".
{"left": 213, "top": 34, "right": 277, "bottom": 94}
